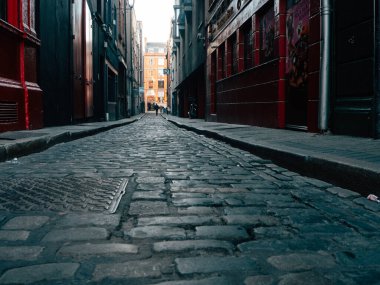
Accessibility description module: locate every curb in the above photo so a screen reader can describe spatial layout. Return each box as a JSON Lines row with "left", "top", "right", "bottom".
{"left": 0, "top": 115, "right": 144, "bottom": 163}
{"left": 167, "top": 118, "right": 380, "bottom": 196}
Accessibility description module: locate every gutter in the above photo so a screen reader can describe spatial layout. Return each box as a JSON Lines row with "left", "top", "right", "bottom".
{"left": 318, "top": 0, "right": 332, "bottom": 132}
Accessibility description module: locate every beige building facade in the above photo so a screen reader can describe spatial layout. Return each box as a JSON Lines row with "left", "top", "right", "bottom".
{"left": 144, "top": 42, "right": 168, "bottom": 111}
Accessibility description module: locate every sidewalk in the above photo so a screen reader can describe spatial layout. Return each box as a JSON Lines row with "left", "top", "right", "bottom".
{"left": 0, "top": 114, "right": 145, "bottom": 163}
{"left": 163, "top": 115, "right": 380, "bottom": 197}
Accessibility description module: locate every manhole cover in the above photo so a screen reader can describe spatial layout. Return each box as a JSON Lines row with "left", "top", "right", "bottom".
{"left": 0, "top": 178, "right": 128, "bottom": 213}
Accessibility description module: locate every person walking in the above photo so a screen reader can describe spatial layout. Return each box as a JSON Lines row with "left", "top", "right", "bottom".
{"left": 154, "top": 103, "right": 159, "bottom": 116}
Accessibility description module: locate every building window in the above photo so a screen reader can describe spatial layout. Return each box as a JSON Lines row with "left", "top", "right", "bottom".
{"left": 148, "top": 80, "right": 153, "bottom": 88}
{"left": 158, "top": 58, "right": 165, "bottom": 66}
{"left": 231, "top": 33, "right": 238, "bottom": 75}
{"left": 158, "top": 69, "right": 164, "bottom": 76}
{"left": 0, "top": 0, "right": 7, "bottom": 21}
{"left": 158, "top": 80, "right": 164, "bottom": 88}
{"left": 22, "top": 0, "right": 36, "bottom": 32}
{"left": 149, "top": 58, "right": 154, "bottom": 65}
{"left": 260, "top": 5, "right": 275, "bottom": 63}
{"left": 243, "top": 22, "right": 254, "bottom": 69}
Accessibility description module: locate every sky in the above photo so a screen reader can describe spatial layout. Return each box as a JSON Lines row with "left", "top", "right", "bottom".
{"left": 133, "top": 0, "right": 175, "bottom": 43}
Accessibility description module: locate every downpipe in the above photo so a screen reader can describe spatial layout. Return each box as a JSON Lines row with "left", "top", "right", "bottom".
{"left": 318, "top": 0, "right": 332, "bottom": 132}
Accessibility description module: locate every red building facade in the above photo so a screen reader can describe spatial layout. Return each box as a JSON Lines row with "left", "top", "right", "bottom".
{"left": 206, "top": 0, "right": 380, "bottom": 138}
{"left": 0, "top": 0, "right": 43, "bottom": 131}
{"left": 206, "top": 0, "right": 320, "bottom": 131}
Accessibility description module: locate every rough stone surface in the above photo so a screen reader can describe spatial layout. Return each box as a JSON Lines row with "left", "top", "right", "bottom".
{"left": 2, "top": 216, "right": 49, "bottom": 230}
{"left": 0, "top": 230, "right": 29, "bottom": 241}
{"left": 128, "top": 201, "right": 169, "bottom": 216}
{"left": 58, "top": 243, "right": 138, "bottom": 257}
{"left": 137, "top": 216, "right": 220, "bottom": 227}
{"left": 175, "top": 256, "right": 257, "bottom": 274}
{"left": 278, "top": 272, "right": 332, "bottom": 285}
{"left": 223, "top": 215, "right": 280, "bottom": 226}
{"left": 267, "top": 253, "right": 336, "bottom": 271}
{"left": 0, "top": 246, "right": 43, "bottom": 261}
{"left": 244, "top": 275, "right": 274, "bottom": 285}
{"left": 0, "top": 263, "right": 79, "bottom": 284}
{"left": 149, "top": 277, "right": 233, "bottom": 285}
{"left": 42, "top": 227, "right": 108, "bottom": 242}
{"left": 195, "top": 225, "right": 249, "bottom": 240}
{"left": 57, "top": 213, "right": 120, "bottom": 227}
{"left": 125, "top": 226, "right": 186, "bottom": 239}
{"left": 92, "top": 259, "right": 163, "bottom": 281}
{"left": 153, "top": 240, "right": 234, "bottom": 253}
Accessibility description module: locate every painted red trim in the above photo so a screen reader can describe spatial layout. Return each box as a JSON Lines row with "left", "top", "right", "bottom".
{"left": 7, "top": 0, "right": 19, "bottom": 27}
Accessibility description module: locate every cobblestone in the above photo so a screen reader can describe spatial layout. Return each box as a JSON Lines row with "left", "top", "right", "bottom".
{"left": 0, "top": 263, "right": 79, "bottom": 284}
{"left": 0, "top": 246, "right": 43, "bottom": 261}
{"left": 2, "top": 216, "right": 49, "bottom": 230}
{"left": 0, "top": 114, "right": 379, "bottom": 284}
{"left": 0, "top": 230, "right": 30, "bottom": 241}
{"left": 153, "top": 240, "right": 234, "bottom": 253}
{"left": 42, "top": 227, "right": 108, "bottom": 242}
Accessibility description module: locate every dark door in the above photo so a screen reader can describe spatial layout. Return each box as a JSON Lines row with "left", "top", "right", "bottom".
{"left": 332, "top": 0, "right": 374, "bottom": 137}
{"left": 285, "top": 0, "right": 310, "bottom": 129}
{"left": 72, "top": 0, "right": 85, "bottom": 120}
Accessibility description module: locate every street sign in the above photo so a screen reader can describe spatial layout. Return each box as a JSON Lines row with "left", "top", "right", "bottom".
{"left": 163, "top": 69, "right": 170, "bottom": 75}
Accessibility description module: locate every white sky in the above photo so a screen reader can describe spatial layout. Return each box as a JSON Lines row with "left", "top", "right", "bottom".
{"left": 134, "top": 0, "right": 175, "bottom": 43}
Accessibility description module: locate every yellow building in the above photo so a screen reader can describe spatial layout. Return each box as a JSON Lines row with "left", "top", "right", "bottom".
{"left": 144, "top": 42, "right": 168, "bottom": 111}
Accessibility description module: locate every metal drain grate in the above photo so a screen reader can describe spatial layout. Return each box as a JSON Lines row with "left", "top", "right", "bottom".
{"left": 0, "top": 177, "right": 128, "bottom": 213}
{"left": 0, "top": 101, "right": 18, "bottom": 124}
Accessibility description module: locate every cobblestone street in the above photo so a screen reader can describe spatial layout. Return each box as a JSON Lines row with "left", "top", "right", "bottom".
{"left": 0, "top": 114, "right": 379, "bottom": 284}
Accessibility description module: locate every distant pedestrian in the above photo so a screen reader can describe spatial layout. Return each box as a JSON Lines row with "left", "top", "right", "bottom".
{"left": 154, "top": 103, "right": 159, "bottom": 116}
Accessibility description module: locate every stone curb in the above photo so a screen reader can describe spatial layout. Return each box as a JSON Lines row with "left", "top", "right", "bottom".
{"left": 0, "top": 115, "right": 144, "bottom": 163}
{"left": 166, "top": 117, "right": 380, "bottom": 196}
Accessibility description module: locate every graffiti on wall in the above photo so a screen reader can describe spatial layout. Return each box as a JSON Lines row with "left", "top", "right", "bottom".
{"left": 286, "top": 0, "right": 310, "bottom": 88}
{"left": 260, "top": 6, "right": 275, "bottom": 62}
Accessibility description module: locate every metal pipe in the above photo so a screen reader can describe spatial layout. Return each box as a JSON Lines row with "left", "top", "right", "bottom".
{"left": 318, "top": 0, "right": 332, "bottom": 132}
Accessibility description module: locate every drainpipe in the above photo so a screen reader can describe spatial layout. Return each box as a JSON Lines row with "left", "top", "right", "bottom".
{"left": 318, "top": 0, "right": 332, "bottom": 132}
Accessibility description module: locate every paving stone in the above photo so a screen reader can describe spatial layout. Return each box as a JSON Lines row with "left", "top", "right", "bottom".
{"left": 173, "top": 198, "right": 223, "bottom": 207}
{"left": 2, "top": 216, "right": 49, "bottom": 230}
{"left": 170, "top": 187, "right": 216, "bottom": 193}
{"left": 132, "top": 191, "right": 166, "bottom": 200}
{"left": 195, "top": 225, "right": 249, "bottom": 241}
{"left": 171, "top": 192, "right": 208, "bottom": 198}
{"left": 253, "top": 227, "right": 294, "bottom": 239}
{"left": 153, "top": 240, "right": 234, "bottom": 253}
{"left": 149, "top": 277, "right": 232, "bottom": 285}
{"left": 125, "top": 226, "right": 186, "bottom": 239}
{"left": 0, "top": 263, "right": 79, "bottom": 284}
{"left": 326, "top": 187, "right": 361, "bottom": 198}
{"left": 0, "top": 246, "right": 43, "bottom": 261}
{"left": 137, "top": 216, "right": 221, "bottom": 227}
{"left": 267, "top": 253, "right": 336, "bottom": 271}
{"left": 42, "top": 227, "right": 108, "bottom": 242}
{"left": 0, "top": 230, "right": 30, "bottom": 241}
{"left": 217, "top": 187, "right": 249, "bottom": 193}
{"left": 136, "top": 177, "right": 165, "bottom": 183}
{"left": 224, "top": 207, "right": 264, "bottom": 215}
{"left": 57, "top": 213, "right": 121, "bottom": 227}
{"left": 178, "top": 206, "right": 216, "bottom": 215}
{"left": 244, "top": 275, "right": 274, "bottom": 285}
{"left": 129, "top": 201, "right": 169, "bottom": 216}
{"left": 278, "top": 271, "right": 332, "bottom": 285}
{"left": 354, "top": 197, "right": 380, "bottom": 212}
{"left": 57, "top": 243, "right": 138, "bottom": 257}
{"left": 92, "top": 259, "right": 163, "bottom": 281}
{"left": 223, "top": 215, "right": 280, "bottom": 226}
{"left": 175, "top": 256, "right": 256, "bottom": 274}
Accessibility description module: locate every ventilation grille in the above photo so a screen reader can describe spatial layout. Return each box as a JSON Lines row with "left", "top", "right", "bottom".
{"left": 0, "top": 101, "right": 18, "bottom": 124}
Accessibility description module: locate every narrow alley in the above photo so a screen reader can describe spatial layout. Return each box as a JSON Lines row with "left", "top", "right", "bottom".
{"left": 0, "top": 114, "right": 379, "bottom": 284}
